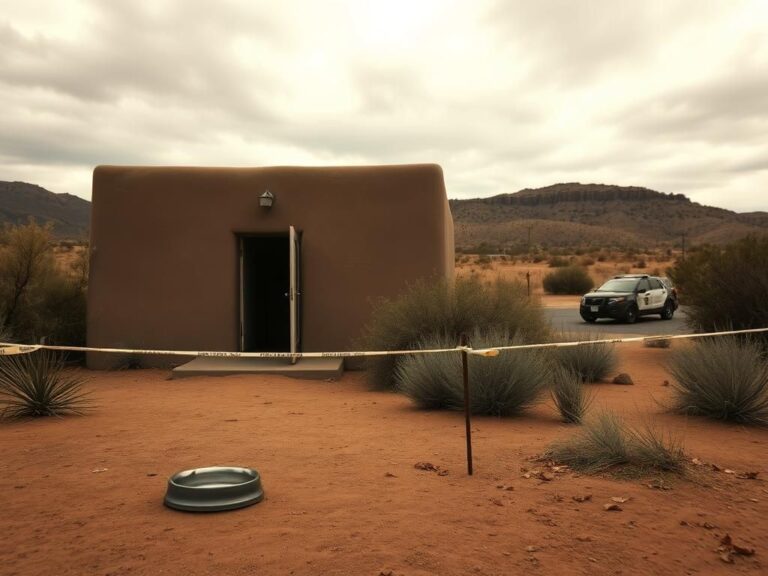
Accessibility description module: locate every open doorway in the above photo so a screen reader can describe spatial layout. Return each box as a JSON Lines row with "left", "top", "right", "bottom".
{"left": 238, "top": 229, "right": 301, "bottom": 356}
{"left": 239, "top": 235, "right": 290, "bottom": 352}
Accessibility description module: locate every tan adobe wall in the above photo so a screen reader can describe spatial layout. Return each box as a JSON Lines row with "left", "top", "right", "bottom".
{"left": 87, "top": 164, "right": 454, "bottom": 368}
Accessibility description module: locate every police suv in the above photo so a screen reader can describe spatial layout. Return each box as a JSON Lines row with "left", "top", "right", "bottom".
{"left": 580, "top": 274, "right": 678, "bottom": 324}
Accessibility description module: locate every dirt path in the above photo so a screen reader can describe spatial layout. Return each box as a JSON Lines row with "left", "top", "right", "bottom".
{"left": 1, "top": 345, "right": 765, "bottom": 575}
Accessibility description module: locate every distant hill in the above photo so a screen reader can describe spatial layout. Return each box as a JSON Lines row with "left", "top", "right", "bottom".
{"left": 451, "top": 183, "right": 768, "bottom": 251}
{"left": 0, "top": 181, "right": 90, "bottom": 239}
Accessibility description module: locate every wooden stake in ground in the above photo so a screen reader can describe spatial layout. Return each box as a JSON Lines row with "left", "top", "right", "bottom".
{"left": 460, "top": 333, "right": 473, "bottom": 476}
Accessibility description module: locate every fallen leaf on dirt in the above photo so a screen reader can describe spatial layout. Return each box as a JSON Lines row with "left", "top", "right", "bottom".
{"left": 719, "top": 552, "right": 734, "bottom": 564}
{"left": 384, "top": 472, "right": 397, "bottom": 478}
{"left": 691, "top": 458, "right": 704, "bottom": 466}
{"left": 611, "top": 497, "right": 630, "bottom": 503}
{"left": 146, "top": 473, "right": 157, "bottom": 477}
{"left": 698, "top": 522, "right": 717, "bottom": 530}
{"left": 496, "top": 484, "right": 514, "bottom": 491}
{"left": 551, "top": 465, "right": 569, "bottom": 473}
{"left": 490, "top": 498, "right": 504, "bottom": 507}
{"left": 541, "top": 472, "right": 555, "bottom": 482}
{"left": 662, "top": 380, "right": 670, "bottom": 387}
{"left": 603, "top": 503, "right": 622, "bottom": 511}
{"left": 711, "top": 464, "right": 723, "bottom": 472}
{"left": 522, "top": 473, "right": 532, "bottom": 479}
{"left": 437, "top": 469, "right": 449, "bottom": 476}
{"left": 525, "top": 545, "right": 539, "bottom": 553}
{"left": 224, "top": 418, "right": 238, "bottom": 422}
{"left": 680, "top": 520, "right": 690, "bottom": 526}
{"left": 724, "top": 469, "right": 736, "bottom": 475}
{"left": 736, "top": 471, "right": 759, "bottom": 480}
{"left": 91, "top": 468, "right": 108, "bottom": 473}
{"left": 572, "top": 494, "right": 592, "bottom": 503}
{"left": 576, "top": 535, "right": 593, "bottom": 542}
{"left": 414, "top": 462, "right": 438, "bottom": 471}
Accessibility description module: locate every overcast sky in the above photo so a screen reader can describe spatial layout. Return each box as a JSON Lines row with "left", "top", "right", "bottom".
{"left": 2, "top": 1, "right": 767, "bottom": 211}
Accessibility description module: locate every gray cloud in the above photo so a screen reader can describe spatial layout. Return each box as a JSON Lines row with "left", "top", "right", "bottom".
{"left": 0, "top": 0, "right": 766, "bottom": 212}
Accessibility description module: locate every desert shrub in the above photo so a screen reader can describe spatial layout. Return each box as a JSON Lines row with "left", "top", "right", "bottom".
{"left": 0, "top": 351, "right": 91, "bottom": 418}
{"left": 580, "top": 256, "right": 595, "bottom": 266}
{"left": 670, "top": 235, "right": 768, "bottom": 333}
{"left": 542, "top": 266, "right": 593, "bottom": 295}
{"left": 364, "top": 277, "right": 550, "bottom": 390}
{"left": 551, "top": 367, "right": 591, "bottom": 423}
{"left": 667, "top": 337, "right": 768, "bottom": 425}
{"left": 549, "top": 411, "right": 630, "bottom": 473}
{"left": 635, "top": 259, "right": 647, "bottom": 269}
{"left": 548, "top": 256, "right": 569, "bottom": 268}
{"left": 394, "top": 329, "right": 551, "bottom": 416}
{"left": 549, "top": 411, "right": 686, "bottom": 474}
{"left": 0, "top": 222, "right": 87, "bottom": 346}
{"left": 553, "top": 335, "right": 617, "bottom": 382}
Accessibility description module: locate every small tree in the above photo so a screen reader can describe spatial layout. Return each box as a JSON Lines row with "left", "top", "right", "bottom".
{"left": 670, "top": 235, "right": 768, "bottom": 332}
{"left": 0, "top": 221, "right": 56, "bottom": 334}
{"left": 0, "top": 222, "right": 87, "bottom": 346}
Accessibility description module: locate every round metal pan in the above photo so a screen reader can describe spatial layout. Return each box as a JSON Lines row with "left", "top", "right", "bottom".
{"left": 164, "top": 466, "right": 264, "bottom": 512}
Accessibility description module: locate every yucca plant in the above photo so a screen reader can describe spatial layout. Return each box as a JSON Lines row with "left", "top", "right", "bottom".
{"left": 553, "top": 333, "right": 617, "bottom": 383}
{"left": 551, "top": 367, "right": 591, "bottom": 424}
{"left": 0, "top": 351, "right": 91, "bottom": 418}
{"left": 667, "top": 336, "right": 768, "bottom": 425}
{"left": 395, "top": 329, "right": 551, "bottom": 417}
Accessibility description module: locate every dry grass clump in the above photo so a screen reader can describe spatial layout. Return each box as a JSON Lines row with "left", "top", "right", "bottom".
{"left": 0, "top": 351, "right": 91, "bottom": 418}
{"left": 550, "top": 367, "right": 592, "bottom": 424}
{"left": 553, "top": 334, "right": 617, "bottom": 383}
{"left": 394, "top": 329, "right": 551, "bottom": 417}
{"left": 667, "top": 336, "right": 768, "bottom": 425}
{"left": 548, "top": 411, "right": 686, "bottom": 475}
{"left": 363, "top": 276, "right": 549, "bottom": 390}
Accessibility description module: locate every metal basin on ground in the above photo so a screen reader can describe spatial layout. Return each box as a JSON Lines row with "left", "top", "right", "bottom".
{"left": 164, "top": 466, "right": 264, "bottom": 512}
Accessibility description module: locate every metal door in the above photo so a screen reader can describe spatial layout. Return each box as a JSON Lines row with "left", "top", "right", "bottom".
{"left": 289, "top": 226, "right": 301, "bottom": 364}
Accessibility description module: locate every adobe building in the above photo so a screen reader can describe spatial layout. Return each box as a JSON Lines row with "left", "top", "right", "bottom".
{"left": 87, "top": 164, "right": 454, "bottom": 375}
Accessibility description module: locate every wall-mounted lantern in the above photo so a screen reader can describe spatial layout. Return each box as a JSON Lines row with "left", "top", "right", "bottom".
{"left": 259, "top": 190, "right": 274, "bottom": 208}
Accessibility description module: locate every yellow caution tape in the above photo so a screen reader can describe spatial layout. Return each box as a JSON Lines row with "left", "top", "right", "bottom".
{"left": 0, "top": 327, "right": 767, "bottom": 359}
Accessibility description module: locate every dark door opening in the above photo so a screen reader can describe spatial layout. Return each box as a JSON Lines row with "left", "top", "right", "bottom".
{"left": 240, "top": 235, "right": 290, "bottom": 352}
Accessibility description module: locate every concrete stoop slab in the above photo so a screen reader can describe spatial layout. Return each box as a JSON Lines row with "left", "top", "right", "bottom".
{"left": 171, "top": 357, "right": 344, "bottom": 380}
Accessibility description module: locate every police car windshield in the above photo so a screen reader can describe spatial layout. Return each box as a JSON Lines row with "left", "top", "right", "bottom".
{"left": 597, "top": 278, "right": 638, "bottom": 292}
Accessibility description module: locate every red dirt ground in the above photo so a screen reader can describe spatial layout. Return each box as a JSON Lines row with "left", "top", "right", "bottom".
{"left": 1, "top": 344, "right": 766, "bottom": 575}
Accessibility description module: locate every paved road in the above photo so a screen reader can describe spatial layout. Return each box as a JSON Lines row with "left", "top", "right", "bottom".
{"left": 543, "top": 306, "right": 690, "bottom": 337}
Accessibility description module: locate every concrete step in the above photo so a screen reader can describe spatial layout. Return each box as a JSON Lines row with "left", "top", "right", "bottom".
{"left": 171, "top": 357, "right": 344, "bottom": 380}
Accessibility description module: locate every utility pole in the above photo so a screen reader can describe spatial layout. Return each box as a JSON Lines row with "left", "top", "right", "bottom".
{"left": 681, "top": 232, "right": 687, "bottom": 261}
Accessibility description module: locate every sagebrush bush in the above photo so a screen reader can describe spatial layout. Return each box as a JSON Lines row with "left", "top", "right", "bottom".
{"left": 667, "top": 337, "right": 768, "bottom": 425}
{"left": 363, "top": 276, "right": 550, "bottom": 390}
{"left": 670, "top": 235, "right": 768, "bottom": 333}
{"left": 549, "top": 411, "right": 686, "bottom": 474}
{"left": 553, "top": 334, "right": 617, "bottom": 382}
{"left": 0, "top": 351, "right": 91, "bottom": 418}
{"left": 551, "top": 367, "right": 591, "bottom": 423}
{"left": 542, "top": 266, "right": 593, "bottom": 295}
{"left": 394, "top": 329, "right": 552, "bottom": 416}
